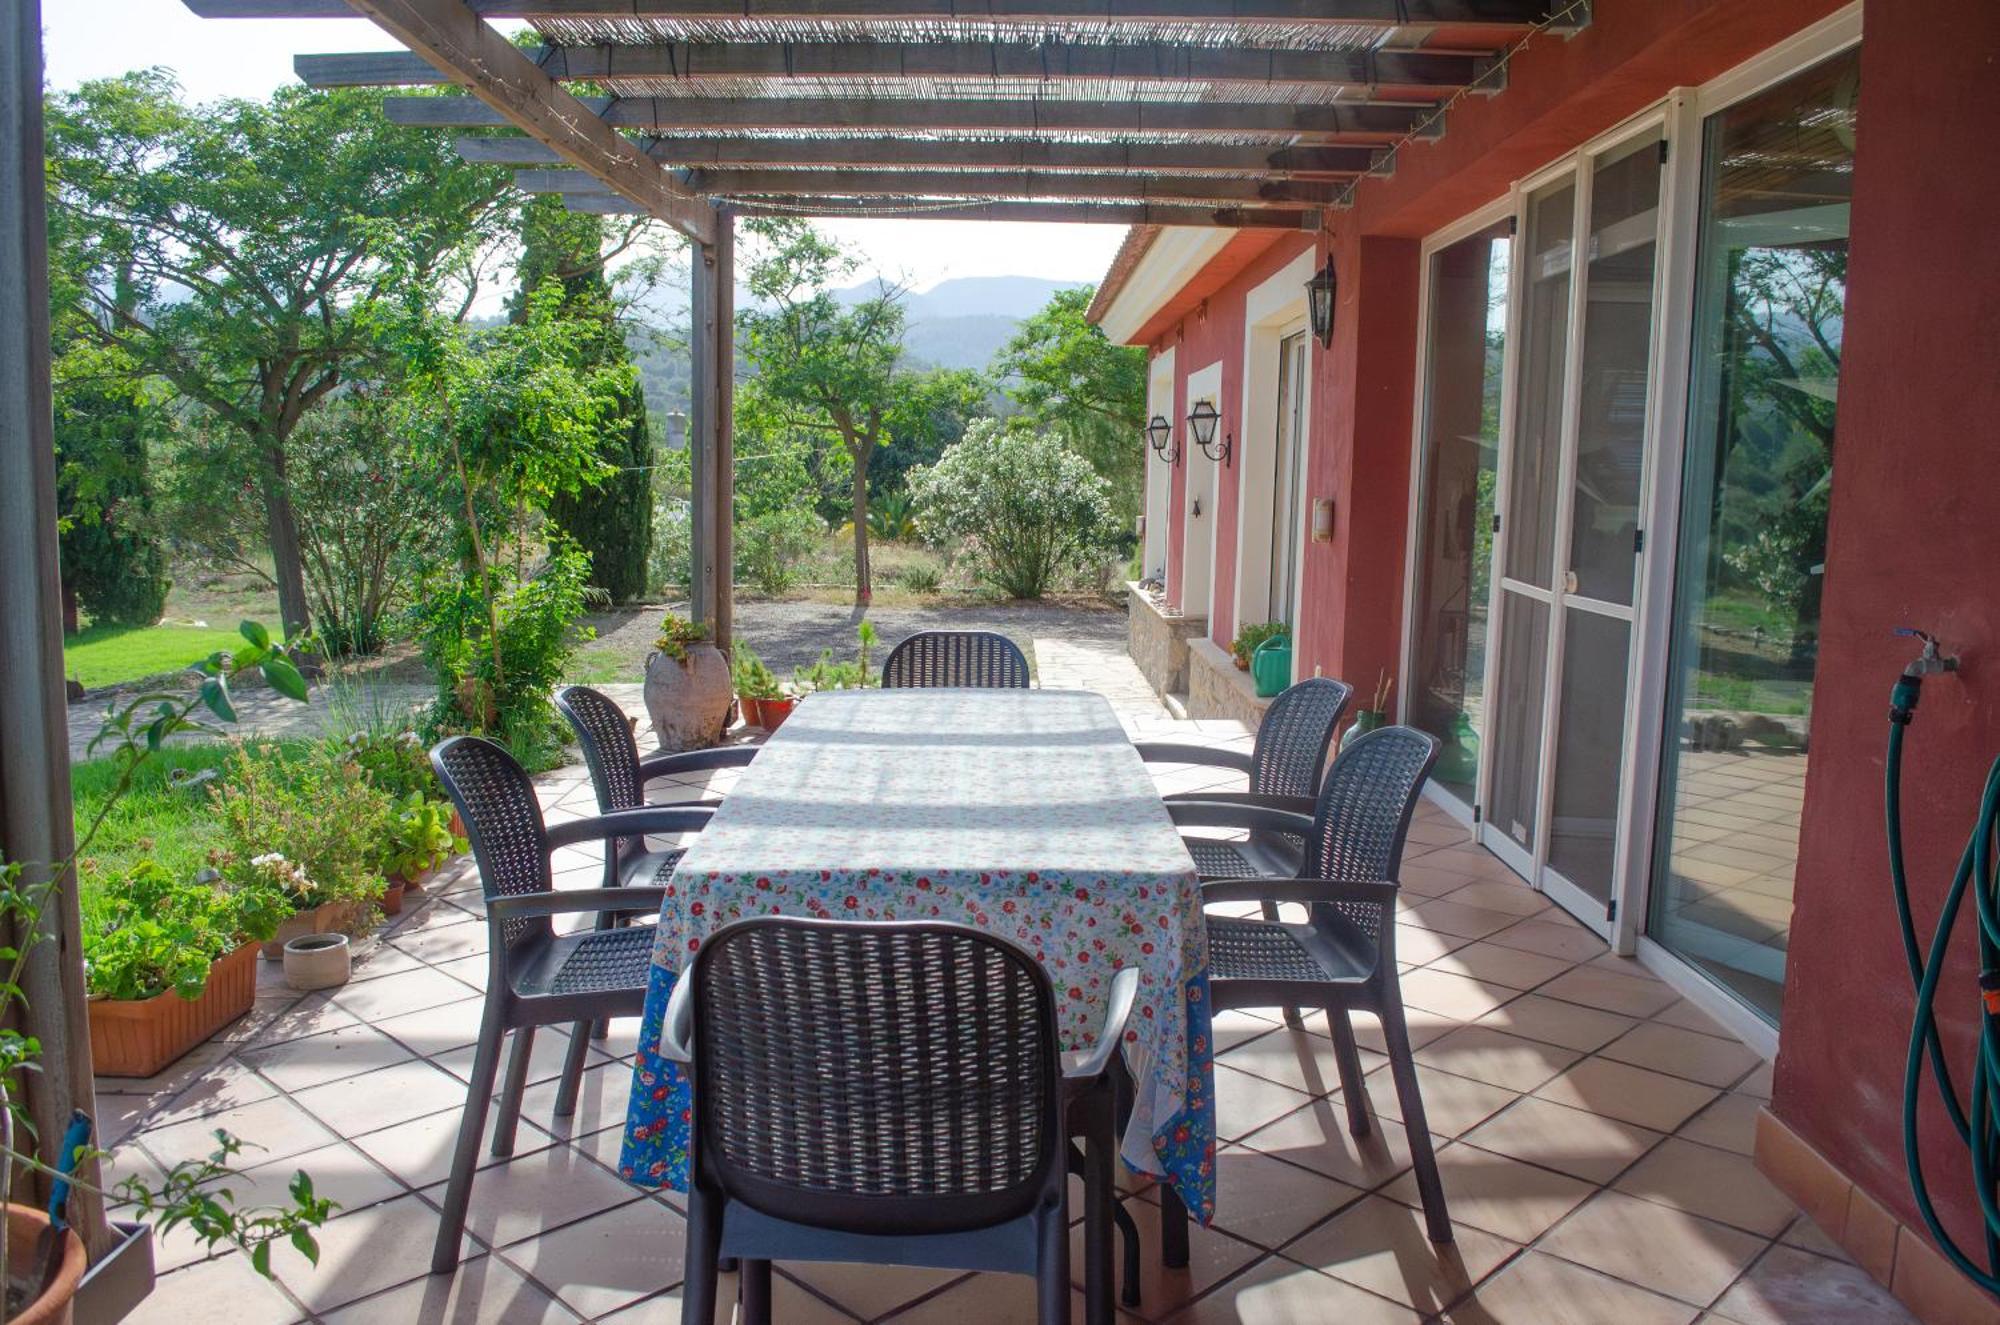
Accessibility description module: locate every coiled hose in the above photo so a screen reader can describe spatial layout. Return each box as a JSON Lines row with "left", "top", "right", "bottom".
{"left": 1888, "top": 667, "right": 2000, "bottom": 1293}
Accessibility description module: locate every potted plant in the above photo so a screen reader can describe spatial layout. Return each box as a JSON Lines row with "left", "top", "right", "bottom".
{"left": 81, "top": 861, "right": 292, "bottom": 1079}
{"left": 282, "top": 933, "right": 351, "bottom": 992}
{"left": 730, "top": 645, "right": 783, "bottom": 730}
{"left": 381, "top": 792, "right": 464, "bottom": 908}
{"left": 1342, "top": 670, "right": 1396, "bottom": 751}
{"left": 789, "top": 622, "right": 879, "bottom": 705}
{"left": 1231, "top": 621, "right": 1287, "bottom": 672}
{"left": 643, "top": 614, "right": 733, "bottom": 752}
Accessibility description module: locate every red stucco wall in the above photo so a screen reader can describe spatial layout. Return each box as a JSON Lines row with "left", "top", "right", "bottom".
{"left": 1771, "top": 0, "right": 2000, "bottom": 1257}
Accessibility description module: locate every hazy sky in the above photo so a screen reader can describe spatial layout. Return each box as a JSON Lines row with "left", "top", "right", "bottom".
{"left": 40, "top": 2, "right": 1128, "bottom": 294}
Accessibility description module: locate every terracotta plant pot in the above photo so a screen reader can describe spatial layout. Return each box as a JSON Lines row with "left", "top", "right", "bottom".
{"left": 87, "top": 943, "right": 258, "bottom": 1079}
{"left": 283, "top": 933, "right": 351, "bottom": 992}
{"left": 738, "top": 694, "right": 764, "bottom": 729}
{"left": 759, "top": 696, "right": 796, "bottom": 730}
{"left": 448, "top": 807, "right": 466, "bottom": 840}
{"left": 1232, "top": 653, "right": 1250, "bottom": 671}
{"left": 261, "top": 900, "right": 357, "bottom": 961}
{"left": 643, "top": 644, "right": 734, "bottom": 752}
{"left": 379, "top": 877, "right": 407, "bottom": 917}
{"left": 4, "top": 1204, "right": 86, "bottom": 1325}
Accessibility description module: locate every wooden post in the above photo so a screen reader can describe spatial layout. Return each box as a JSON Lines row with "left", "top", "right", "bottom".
{"left": 711, "top": 210, "right": 734, "bottom": 654}
{"left": 0, "top": 0, "right": 110, "bottom": 1254}
{"left": 688, "top": 236, "right": 719, "bottom": 635}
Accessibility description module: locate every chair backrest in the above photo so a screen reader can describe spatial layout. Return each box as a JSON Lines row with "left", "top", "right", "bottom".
{"left": 880, "top": 630, "right": 1031, "bottom": 689}
{"left": 430, "top": 735, "right": 553, "bottom": 952}
{"left": 1304, "top": 724, "right": 1441, "bottom": 886}
{"left": 1250, "top": 677, "right": 1353, "bottom": 798}
{"left": 555, "top": 685, "right": 644, "bottom": 814}
{"left": 689, "top": 917, "right": 1063, "bottom": 1236}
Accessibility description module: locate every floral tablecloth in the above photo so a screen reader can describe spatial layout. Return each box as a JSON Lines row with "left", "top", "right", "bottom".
{"left": 618, "top": 687, "right": 1216, "bottom": 1221}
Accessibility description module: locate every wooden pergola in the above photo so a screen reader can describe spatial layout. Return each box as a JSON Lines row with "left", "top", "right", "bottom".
{"left": 183, "top": 0, "right": 1576, "bottom": 647}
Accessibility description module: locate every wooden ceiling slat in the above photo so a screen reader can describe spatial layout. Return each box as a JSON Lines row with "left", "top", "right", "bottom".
{"left": 642, "top": 134, "right": 1378, "bottom": 174}
{"left": 191, "top": 1, "right": 1561, "bottom": 27}
{"left": 679, "top": 165, "right": 1345, "bottom": 203}
{"left": 727, "top": 198, "right": 1321, "bottom": 227}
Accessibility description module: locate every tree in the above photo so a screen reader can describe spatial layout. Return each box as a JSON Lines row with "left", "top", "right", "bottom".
{"left": 513, "top": 196, "right": 655, "bottom": 605}
{"left": 51, "top": 340, "right": 171, "bottom": 631}
{"left": 992, "top": 284, "right": 1147, "bottom": 525}
{"left": 44, "top": 74, "right": 511, "bottom": 639}
{"left": 736, "top": 218, "right": 915, "bottom": 605}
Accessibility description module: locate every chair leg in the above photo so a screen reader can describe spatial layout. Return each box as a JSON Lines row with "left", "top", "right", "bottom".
{"left": 432, "top": 1005, "right": 506, "bottom": 1274}
{"left": 1114, "top": 1201, "right": 1141, "bottom": 1308}
{"left": 680, "top": 1188, "right": 723, "bottom": 1325}
{"left": 554, "top": 1021, "right": 593, "bottom": 1118}
{"left": 1036, "top": 1207, "right": 1071, "bottom": 1325}
{"left": 1259, "top": 902, "right": 1305, "bottom": 1029}
{"left": 739, "top": 1258, "right": 773, "bottom": 1325}
{"left": 1083, "top": 1104, "right": 1114, "bottom": 1325}
{"left": 1158, "top": 1182, "right": 1190, "bottom": 1269}
{"left": 1327, "top": 1006, "right": 1372, "bottom": 1139}
{"left": 591, "top": 1016, "right": 610, "bottom": 1043}
{"left": 1380, "top": 1000, "right": 1453, "bottom": 1244}
{"left": 490, "top": 1025, "right": 535, "bottom": 1158}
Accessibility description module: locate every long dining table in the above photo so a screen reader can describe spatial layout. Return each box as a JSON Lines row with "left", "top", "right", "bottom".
{"left": 617, "top": 686, "right": 1218, "bottom": 1224}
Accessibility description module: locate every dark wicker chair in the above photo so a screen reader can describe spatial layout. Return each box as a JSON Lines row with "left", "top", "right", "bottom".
{"left": 1158, "top": 725, "right": 1449, "bottom": 1254}
{"left": 1135, "top": 676, "right": 1353, "bottom": 881}
{"left": 427, "top": 734, "right": 716, "bottom": 1273}
{"left": 666, "top": 917, "right": 1137, "bottom": 1325}
{"left": 880, "top": 630, "right": 1032, "bottom": 689}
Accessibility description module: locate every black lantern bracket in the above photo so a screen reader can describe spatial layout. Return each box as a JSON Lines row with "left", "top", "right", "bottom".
{"left": 1187, "top": 398, "right": 1229, "bottom": 465}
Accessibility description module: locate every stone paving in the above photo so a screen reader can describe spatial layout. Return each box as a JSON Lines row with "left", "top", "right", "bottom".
{"left": 96, "top": 641, "right": 1911, "bottom": 1325}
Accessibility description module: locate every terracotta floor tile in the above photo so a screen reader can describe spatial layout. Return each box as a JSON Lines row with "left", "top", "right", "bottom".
{"left": 1380, "top": 1139, "right": 1593, "bottom": 1243}
{"left": 1481, "top": 919, "right": 1609, "bottom": 964}
{"left": 1352, "top": 1062, "right": 1519, "bottom": 1139}
{"left": 1421, "top": 941, "right": 1576, "bottom": 992}
{"left": 1537, "top": 967, "right": 1680, "bottom": 1018}
{"left": 1213, "top": 1063, "right": 1318, "bottom": 1139}
{"left": 1218, "top": 1026, "right": 1376, "bottom": 1097}
{"left": 142, "top": 1250, "right": 306, "bottom": 1324}
{"left": 230, "top": 1140, "right": 406, "bottom": 1218}
{"left": 1441, "top": 1249, "right": 1697, "bottom": 1325}
{"left": 1473, "top": 994, "right": 1635, "bottom": 1053}
{"left": 519, "top": 1060, "right": 634, "bottom": 1138}
{"left": 1538, "top": 1189, "right": 1768, "bottom": 1307}
{"left": 434, "top": 1027, "right": 607, "bottom": 1090}
{"left": 756, "top": 1262, "right": 964, "bottom": 1322}
{"left": 1711, "top": 1244, "right": 1918, "bottom": 1325}
{"left": 1601, "top": 1022, "right": 1763, "bottom": 1089}
{"left": 291, "top": 1057, "right": 471, "bottom": 1138}
{"left": 350, "top": 1106, "right": 554, "bottom": 1190}
{"left": 1069, "top": 1193, "right": 1265, "bottom": 1318}
{"left": 136, "top": 1094, "right": 338, "bottom": 1170}
{"left": 1396, "top": 969, "right": 1519, "bottom": 1021}
{"left": 1344, "top": 1006, "right": 1465, "bottom": 1056}
{"left": 877, "top": 1272, "right": 1084, "bottom": 1324}
{"left": 1677, "top": 1092, "right": 1763, "bottom": 1157}
{"left": 1415, "top": 1026, "right": 1583, "bottom": 1094}
{"left": 1170, "top": 1256, "right": 1423, "bottom": 1324}
{"left": 1458, "top": 1096, "right": 1662, "bottom": 1185}
{"left": 1434, "top": 880, "right": 1554, "bottom": 919}
{"left": 1613, "top": 1137, "right": 1800, "bottom": 1239}
{"left": 365, "top": 997, "right": 488, "bottom": 1056}
{"left": 1239, "top": 1096, "right": 1428, "bottom": 1189}
{"left": 603, "top": 1271, "right": 861, "bottom": 1324}
{"left": 321, "top": 1252, "right": 584, "bottom": 1324}
{"left": 388, "top": 919, "right": 490, "bottom": 965}
{"left": 1282, "top": 1194, "right": 1516, "bottom": 1313}
{"left": 277, "top": 1191, "right": 466, "bottom": 1313}
{"left": 499, "top": 1199, "right": 690, "bottom": 1320}
{"left": 427, "top": 1141, "right": 647, "bottom": 1250}
{"left": 1533, "top": 1057, "right": 1719, "bottom": 1133}
{"left": 1208, "top": 1145, "right": 1363, "bottom": 1247}
{"left": 1396, "top": 923, "right": 1478, "bottom": 963}
{"left": 1776, "top": 1214, "right": 1849, "bottom": 1260}
{"left": 329, "top": 964, "right": 483, "bottom": 1022}
{"left": 1402, "top": 899, "right": 1524, "bottom": 941}
{"left": 138, "top": 1058, "right": 279, "bottom": 1127}
{"left": 240, "top": 1022, "right": 415, "bottom": 1093}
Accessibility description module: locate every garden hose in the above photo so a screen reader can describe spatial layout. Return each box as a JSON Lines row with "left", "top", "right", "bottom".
{"left": 1886, "top": 630, "right": 2000, "bottom": 1293}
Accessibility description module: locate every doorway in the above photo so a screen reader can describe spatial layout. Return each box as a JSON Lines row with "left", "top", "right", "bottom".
{"left": 1267, "top": 330, "right": 1310, "bottom": 629}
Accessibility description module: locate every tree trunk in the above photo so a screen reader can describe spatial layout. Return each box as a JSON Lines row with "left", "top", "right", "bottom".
{"left": 257, "top": 432, "right": 312, "bottom": 642}
{"left": 850, "top": 442, "right": 872, "bottom": 606}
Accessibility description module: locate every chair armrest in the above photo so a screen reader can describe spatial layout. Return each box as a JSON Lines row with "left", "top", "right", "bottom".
{"left": 639, "top": 746, "right": 757, "bottom": 782}
{"left": 1063, "top": 967, "right": 1140, "bottom": 1081}
{"left": 487, "top": 886, "right": 671, "bottom": 922}
{"left": 661, "top": 971, "right": 695, "bottom": 1063}
{"left": 1198, "top": 878, "right": 1398, "bottom": 911}
{"left": 545, "top": 806, "right": 714, "bottom": 852}
{"left": 1165, "top": 799, "right": 1315, "bottom": 838}
{"left": 1132, "top": 742, "right": 1254, "bottom": 776}
{"left": 1161, "top": 790, "right": 1318, "bottom": 816}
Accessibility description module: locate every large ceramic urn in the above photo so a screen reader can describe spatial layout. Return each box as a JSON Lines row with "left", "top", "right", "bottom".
{"left": 643, "top": 643, "right": 733, "bottom": 752}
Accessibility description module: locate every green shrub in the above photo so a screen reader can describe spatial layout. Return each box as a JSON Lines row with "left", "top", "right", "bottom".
{"left": 382, "top": 792, "right": 464, "bottom": 881}
{"left": 735, "top": 508, "right": 823, "bottom": 595}
{"left": 338, "top": 728, "right": 439, "bottom": 801}
{"left": 83, "top": 860, "right": 291, "bottom": 1001}
{"left": 209, "top": 743, "right": 393, "bottom": 913}
{"left": 649, "top": 497, "right": 693, "bottom": 596}
{"left": 654, "top": 612, "right": 708, "bottom": 662}
{"left": 893, "top": 562, "right": 943, "bottom": 594}
{"left": 1231, "top": 621, "right": 1288, "bottom": 667}
{"left": 909, "top": 419, "right": 1116, "bottom": 600}
{"left": 730, "top": 643, "right": 783, "bottom": 700}
{"left": 865, "top": 490, "right": 918, "bottom": 542}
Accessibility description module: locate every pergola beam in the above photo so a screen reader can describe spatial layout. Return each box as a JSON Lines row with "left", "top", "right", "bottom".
{"left": 718, "top": 198, "right": 1319, "bottom": 227}
{"left": 391, "top": 93, "right": 1437, "bottom": 140}
{"left": 192, "top": 0, "right": 1566, "bottom": 26}
{"left": 300, "top": 42, "right": 1488, "bottom": 95}
{"left": 271, "top": 0, "right": 716, "bottom": 241}
{"left": 674, "top": 167, "right": 1344, "bottom": 204}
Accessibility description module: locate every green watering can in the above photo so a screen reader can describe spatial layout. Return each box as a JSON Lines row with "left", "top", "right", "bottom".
{"left": 1251, "top": 633, "right": 1292, "bottom": 698}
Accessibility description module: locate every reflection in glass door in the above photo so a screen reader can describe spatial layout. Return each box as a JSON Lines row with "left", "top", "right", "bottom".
{"left": 1408, "top": 220, "right": 1511, "bottom": 810}
{"left": 1483, "top": 128, "right": 1665, "bottom": 932}
{"left": 1269, "top": 331, "right": 1310, "bottom": 628}
{"left": 1649, "top": 49, "right": 1858, "bottom": 1024}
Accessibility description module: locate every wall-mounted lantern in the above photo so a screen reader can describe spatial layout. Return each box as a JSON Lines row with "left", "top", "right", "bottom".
{"left": 1312, "top": 497, "right": 1336, "bottom": 543}
{"left": 1305, "top": 255, "right": 1338, "bottom": 349}
{"left": 1187, "top": 398, "right": 1230, "bottom": 465}
{"left": 1145, "top": 413, "right": 1178, "bottom": 464}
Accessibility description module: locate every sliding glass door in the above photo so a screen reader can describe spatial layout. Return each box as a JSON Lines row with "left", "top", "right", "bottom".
{"left": 1647, "top": 48, "right": 1858, "bottom": 1023}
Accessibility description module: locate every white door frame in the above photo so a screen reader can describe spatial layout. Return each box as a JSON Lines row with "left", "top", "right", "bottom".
{"left": 1233, "top": 249, "right": 1318, "bottom": 639}
{"left": 1143, "top": 346, "right": 1177, "bottom": 582}
{"left": 1180, "top": 360, "right": 1224, "bottom": 624}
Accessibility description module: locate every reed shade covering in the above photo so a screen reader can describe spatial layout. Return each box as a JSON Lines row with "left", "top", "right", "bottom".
{"left": 619, "top": 687, "right": 1219, "bottom": 1220}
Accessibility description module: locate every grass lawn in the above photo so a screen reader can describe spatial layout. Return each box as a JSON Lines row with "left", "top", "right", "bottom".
{"left": 64, "top": 622, "right": 250, "bottom": 690}
{"left": 71, "top": 739, "right": 312, "bottom": 927}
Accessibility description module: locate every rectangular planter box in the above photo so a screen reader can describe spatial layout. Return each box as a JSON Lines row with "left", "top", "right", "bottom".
{"left": 87, "top": 943, "right": 259, "bottom": 1079}
{"left": 75, "top": 1220, "right": 155, "bottom": 1325}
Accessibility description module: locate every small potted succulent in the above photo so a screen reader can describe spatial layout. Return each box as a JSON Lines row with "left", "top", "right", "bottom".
{"left": 1231, "top": 621, "right": 1287, "bottom": 672}
{"left": 643, "top": 613, "right": 733, "bottom": 751}
{"left": 730, "top": 644, "right": 784, "bottom": 730}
